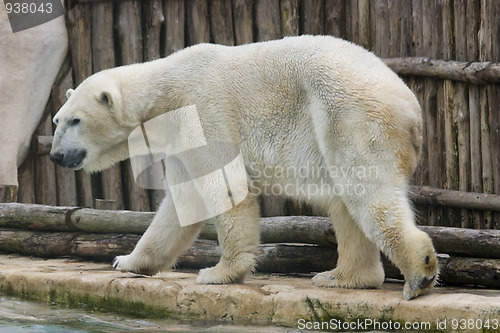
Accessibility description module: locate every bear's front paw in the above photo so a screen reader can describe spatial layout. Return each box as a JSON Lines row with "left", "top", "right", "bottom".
{"left": 112, "top": 254, "right": 167, "bottom": 276}
{"left": 113, "top": 255, "right": 134, "bottom": 272}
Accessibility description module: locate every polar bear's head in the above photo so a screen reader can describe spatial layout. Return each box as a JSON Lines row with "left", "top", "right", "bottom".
{"left": 50, "top": 71, "right": 139, "bottom": 172}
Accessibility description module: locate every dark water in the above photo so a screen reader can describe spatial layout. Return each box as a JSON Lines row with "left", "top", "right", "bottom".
{"left": 0, "top": 296, "right": 303, "bottom": 333}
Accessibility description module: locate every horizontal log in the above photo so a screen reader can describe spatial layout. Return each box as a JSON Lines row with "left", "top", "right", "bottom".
{"left": 202, "top": 216, "right": 336, "bottom": 247}
{"left": 419, "top": 225, "right": 500, "bottom": 259}
{"left": 0, "top": 203, "right": 77, "bottom": 231}
{"left": 0, "top": 230, "right": 498, "bottom": 288}
{"left": 383, "top": 57, "right": 500, "bottom": 84}
{"left": 71, "top": 208, "right": 154, "bottom": 234}
{"left": 1, "top": 203, "right": 499, "bottom": 258}
{"left": 0, "top": 228, "right": 139, "bottom": 260}
{"left": 0, "top": 229, "right": 74, "bottom": 257}
{"left": 410, "top": 185, "right": 500, "bottom": 212}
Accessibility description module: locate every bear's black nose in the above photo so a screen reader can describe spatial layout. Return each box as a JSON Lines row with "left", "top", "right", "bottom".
{"left": 50, "top": 152, "right": 64, "bottom": 166}
{"left": 50, "top": 149, "right": 87, "bottom": 169}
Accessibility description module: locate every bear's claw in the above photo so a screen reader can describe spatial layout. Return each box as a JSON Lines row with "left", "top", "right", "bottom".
{"left": 403, "top": 273, "right": 438, "bottom": 300}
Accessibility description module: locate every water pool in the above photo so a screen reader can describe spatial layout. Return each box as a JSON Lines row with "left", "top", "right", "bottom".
{"left": 0, "top": 295, "right": 300, "bottom": 333}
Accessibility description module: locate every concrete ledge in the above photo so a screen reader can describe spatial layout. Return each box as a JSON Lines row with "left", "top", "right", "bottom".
{"left": 0, "top": 254, "right": 499, "bottom": 332}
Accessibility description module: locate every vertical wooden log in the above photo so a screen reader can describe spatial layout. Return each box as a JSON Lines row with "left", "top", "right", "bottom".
{"left": 255, "top": 0, "right": 281, "bottom": 42}
{"left": 387, "top": 0, "right": 402, "bottom": 57}
{"left": 164, "top": 0, "right": 185, "bottom": 56}
{"left": 116, "top": 0, "right": 151, "bottom": 211}
{"left": 66, "top": 4, "right": 92, "bottom": 86}
{"left": 411, "top": 0, "right": 424, "bottom": 57}
{"left": 34, "top": 103, "right": 57, "bottom": 206}
{"left": 324, "top": 0, "right": 346, "bottom": 39}
{"left": 66, "top": 3, "right": 94, "bottom": 208}
{"left": 454, "top": 0, "right": 472, "bottom": 228}
{"left": 280, "top": 0, "right": 298, "bottom": 37}
{"left": 116, "top": 1, "right": 143, "bottom": 65}
{"left": 91, "top": 2, "right": 124, "bottom": 210}
{"left": 91, "top": 3, "right": 115, "bottom": 70}
{"left": 209, "top": 0, "right": 234, "bottom": 45}
{"left": 300, "top": 0, "right": 324, "bottom": 35}
{"left": 348, "top": 0, "right": 358, "bottom": 44}
{"left": 435, "top": 0, "right": 448, "bottom": 226}
{"left": 95, "top": 199, "right": 118, "bottom": 210}
{"left": 442, "top": 0, "right": 460, "bottom": 227}
{"left": 357, "top": 0, "right": 370, "bottom": 50}
{"left": 17, "top": 156, "right": 35, "bottom": 203}
{"left": 408, "top": 0, "right": 429, "bottom": 225}
{"left": 421, "top": 0, "right": 441, "bottom": 226}
{"left": 185, "top": 0, "right": 210, "bottom": 46}
{"left": 0, "top": 186, "right": 17, "bottom": 203}
{"left": 51, "top": 69, "right": 78, "bottom": 207}
{"left": 443, "top": 80, "right": 459, "bottom": 196}
{"left": 480, "top": 87, "right": 493, "bottom": 228}
{"left": 370, "top": 0, "right": 389, "bottom": 58}
{"left": 478, "top": 0, "right": 494, "bottom": 228}
{"left": 400, "top": 0, "right": 412, "bottom": 56}
{"left": 232, "top": 0, "right": 253, "bottom": 44}
{"left": 465, "top": 0, "right": 484, "bottom": 228}
{"left": 409, "top": 0, "right": 426, "bottom": 184}
{"left": 340, "top": 0, "right": 351, "bottom": 41}
{"left": 468, "top": 83, "right": 483, "bottom": 228}
{"left": 488, "top": 3, "right": 500, "bottom": 229}
{"left": 143, "top": 0, "right": 164, "bottom": 61}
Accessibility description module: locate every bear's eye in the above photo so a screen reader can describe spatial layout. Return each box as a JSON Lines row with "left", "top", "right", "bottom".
{"left": 425, "top": 255, "right": 430, "bottom": 265}
{"left": 68, "top": 118, "right": 80, "bottom": 126}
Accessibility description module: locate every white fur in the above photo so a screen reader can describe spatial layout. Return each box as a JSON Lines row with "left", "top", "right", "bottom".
{"left": 51, "top": 35, "right": 438, "bottom": 300}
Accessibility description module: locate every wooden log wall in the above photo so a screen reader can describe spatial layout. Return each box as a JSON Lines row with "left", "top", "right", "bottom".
{"left": 12, "top": 0, "right": 500, "bottom": 230}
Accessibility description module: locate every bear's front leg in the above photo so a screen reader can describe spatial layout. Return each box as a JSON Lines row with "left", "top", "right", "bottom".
{"left": 196, "top": 193, "right": 260, "bottom": 284}
{"left": 113, "top": 195, "right": 204, "bottom": 276}
{"left": 342, "top": 188, "right": 439, "bottom": 300}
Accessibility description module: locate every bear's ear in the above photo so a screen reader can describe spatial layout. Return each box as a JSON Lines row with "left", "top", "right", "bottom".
{"left": 99, "top": 91, "right": 113, "bottom": 107}
{"left": 66, "top": 89, "right": 74, "bottom": 99}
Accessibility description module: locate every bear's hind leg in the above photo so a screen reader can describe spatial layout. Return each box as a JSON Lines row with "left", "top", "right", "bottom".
{"left": 312, "top": 201, "right": 384, "bottom": 289}
{"left": 196, "top": 193, "right": 260, "bottom": 284}
{"left": 113, "top": 195, "right": 204, "bottom": 276}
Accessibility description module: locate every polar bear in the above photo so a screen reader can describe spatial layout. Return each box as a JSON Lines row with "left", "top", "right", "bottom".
{"left": 50, "top": 35, "right": 438, "bottom": 300}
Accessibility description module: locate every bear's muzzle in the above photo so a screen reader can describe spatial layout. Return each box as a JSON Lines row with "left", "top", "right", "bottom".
{"left": 50, "top": 149, "right": 87, "bottom": 169}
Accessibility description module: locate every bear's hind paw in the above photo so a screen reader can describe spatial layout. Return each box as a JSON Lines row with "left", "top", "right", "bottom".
{"left": 196, "top": 266, "right": 246, "bottom": 284}
{"left": 312, "top": 269, "right": 383, "bottom": 289}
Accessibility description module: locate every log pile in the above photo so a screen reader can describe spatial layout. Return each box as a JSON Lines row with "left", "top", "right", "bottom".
{"left": 0, "top": 203, "right": 498, "bottom": 288}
